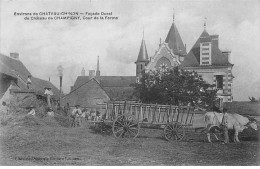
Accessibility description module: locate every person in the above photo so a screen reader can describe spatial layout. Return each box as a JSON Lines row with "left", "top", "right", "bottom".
{"left": 47, "top": 108, "right": 54, "bottom": 117}
{"left": 27, "top": 75, "right": 32, "bottom": 89}
{"left": 71, "top": 105, "right": 82, "bottom": 127}
{"left": 221, "top": 108, "right": 229, "bottom": 144}
{"left": 64, "top": 103, "right": 70, "bottom": 116}
{"left": 1, "top": 101, "right": 9, "bottom": 113}
{"left": 27, "top": 105, "right": 36, "bottom": 116}
{"left": 212, "top": 104, "right": 222, "bottom": 113}
{"left": 44, "top": 87, "right": 53, "bottom": 107}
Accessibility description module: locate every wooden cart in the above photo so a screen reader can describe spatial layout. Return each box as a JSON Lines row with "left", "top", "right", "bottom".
{"left": 87, "top": 101, "right": 195, "bottom": 141}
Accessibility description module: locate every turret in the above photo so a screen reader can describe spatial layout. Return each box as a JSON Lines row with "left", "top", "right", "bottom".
{"left": 135, "top": 30, "right": 149, "bottom": 78}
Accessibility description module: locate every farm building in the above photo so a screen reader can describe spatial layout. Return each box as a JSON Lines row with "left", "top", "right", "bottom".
{"left": 67, "top": 13, "right": 234, "bottom": 107}
{"left": 62, "top": 59, "right": 137, "bottom": 107}
{"left": 0, "top": 53, "right": 60, "bottom": 104}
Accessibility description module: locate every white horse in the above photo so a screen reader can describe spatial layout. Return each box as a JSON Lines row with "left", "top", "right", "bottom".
{"left": 204, "top": 112, "right": 258, "bottom": 143}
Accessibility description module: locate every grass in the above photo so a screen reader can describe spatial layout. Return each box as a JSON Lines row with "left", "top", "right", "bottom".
{"left": 1, "top": 114, "right": 259, "bottom": 165}
{"left": 0, "top": 100, "right": 260, "bottom": 165}
{"left": 224, "top": 101, "right": 260, "bottom": 116}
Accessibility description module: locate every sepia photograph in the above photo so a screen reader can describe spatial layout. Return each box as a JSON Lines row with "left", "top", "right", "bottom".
{"left": 0, "top": 0, "right": 259, "bottom": 166}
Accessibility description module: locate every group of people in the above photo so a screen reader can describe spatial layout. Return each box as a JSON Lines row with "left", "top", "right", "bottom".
{"left": 69, "top": 104, "right": 102, "bottom": 127}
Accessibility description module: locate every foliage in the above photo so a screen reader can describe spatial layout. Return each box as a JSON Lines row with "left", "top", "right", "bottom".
{"left": 132, "top": 67, "right": 218, "bottom": 108}
{"left": 249, "top": 96, "right": 258, "bottom": 102}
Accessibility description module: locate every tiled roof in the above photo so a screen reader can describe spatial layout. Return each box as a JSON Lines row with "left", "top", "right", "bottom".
{"left": 165, "top": 22, "right": 187, "bottom": 56}
{"left": 180, "top": 30, "right": 232, "bottom": 68}
{"left": 62, "top": 78, "right": 110, "bottom": 107}
{"left": 103, "top": 87, "right": 137, "bottom": 101}
{"left": 71, "top": 76, "right": 137, "bottom": 101}
{"left": 136, "top": 39, "right": 149, "bottom": 62}
{"left": 73, "top": 76, "right": 136, "bottom": 89}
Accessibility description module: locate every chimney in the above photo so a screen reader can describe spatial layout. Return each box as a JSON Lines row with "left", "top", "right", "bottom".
{"left": 222, "top": 50, "right": 232, "bottom": 63}
{"left": 81, "top": 67, "right": 86, "bottom": 76}
{"left": 89, "top": 70, "right": 95, "bottom": 79}
{"left": 70, "top": 86, "right": 73, "bottom": 92}
{"left": 10, "top": 52, "right": 19, "bottom": 59}
{"left": 210, "top": 35, "right": 219, "bottom": 48}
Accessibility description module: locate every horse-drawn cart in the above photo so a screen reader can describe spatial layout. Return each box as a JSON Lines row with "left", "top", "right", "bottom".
{"left": 87, "top": 101, "right": 195, "bottom": 141}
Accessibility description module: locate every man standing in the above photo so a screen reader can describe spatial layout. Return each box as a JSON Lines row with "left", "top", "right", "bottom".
{"left": 44, "top": 87, "right": 53, "bottom": 108}
{"left": 71, "top": 105, "right": 82, "bottom": 127}
{"left": 27, "top": 75, "right": 32, "bottom": 89}
{"left": 221, "top": 108, "right": 229, "bottom": 144}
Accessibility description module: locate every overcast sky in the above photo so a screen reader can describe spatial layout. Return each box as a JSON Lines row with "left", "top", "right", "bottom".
{"left": 0, "top": 0, "right": 259, "bottom": 101}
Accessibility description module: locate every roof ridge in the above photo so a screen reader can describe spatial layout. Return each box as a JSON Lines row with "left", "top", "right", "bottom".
{"left": 64, "top": 78, "right": 97, "bottom": 97}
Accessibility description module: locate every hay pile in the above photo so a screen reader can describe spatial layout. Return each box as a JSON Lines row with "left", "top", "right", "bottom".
{"left": 0, "top": 93, "right": 70, "bottom": 128}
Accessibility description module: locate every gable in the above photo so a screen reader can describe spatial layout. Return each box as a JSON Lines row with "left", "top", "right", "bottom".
{"left": 146, "top": 44, "right": 180, "bottom": 71}
{"left": 63, "top": 79, "right": 110, "bottom": 107}
{"left": 180, "top": 30, "right": 232, "bottom": 68}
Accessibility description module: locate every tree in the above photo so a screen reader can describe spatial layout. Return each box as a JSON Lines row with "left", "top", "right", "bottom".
{"left": 132, "top": 67, "right": 218, "bottom": 109}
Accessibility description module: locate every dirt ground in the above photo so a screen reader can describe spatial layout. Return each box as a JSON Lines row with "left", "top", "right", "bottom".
{"left": 0, "top": 119, "right": 259, "bottom": 166}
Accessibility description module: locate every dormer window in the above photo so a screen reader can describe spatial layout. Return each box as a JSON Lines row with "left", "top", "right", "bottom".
{"left": 200, "top": 42, "right": 212, "bottom": 65}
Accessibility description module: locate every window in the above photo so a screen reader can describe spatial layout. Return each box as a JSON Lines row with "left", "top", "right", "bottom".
{"left": 202, "top": 57, "right": 210, "bottom": 60}
{"left": 202, "top": 61, "right": 209, "bottom": 64}
{"left": 216, "top": 75, "right": 223, "bottom": 89}
{"left": 141, "top": 64, "right": 143, "bottom": 70}
{"left": 200, "top": 42, "right": 211, "bottom": 65}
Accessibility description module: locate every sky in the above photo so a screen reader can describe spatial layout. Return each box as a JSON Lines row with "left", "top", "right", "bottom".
{"left": 0, "top": 0, "right": 259, "bottom": 101}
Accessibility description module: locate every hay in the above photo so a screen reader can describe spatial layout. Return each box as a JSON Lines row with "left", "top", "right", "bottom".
{"left": 1, "top": 93, "right": 63, "bottom": 128}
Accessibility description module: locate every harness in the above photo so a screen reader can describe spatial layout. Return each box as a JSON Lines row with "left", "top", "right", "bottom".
{"left": 212, "top": 111, "right": 222, "bottom": 126}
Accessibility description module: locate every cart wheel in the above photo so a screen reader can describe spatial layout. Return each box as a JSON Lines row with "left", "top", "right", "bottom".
{"left": 164, "top": 122, "right": 185, "bottom": 141}
{"left": 112, "top": 113, "right": 140, "bottom": 139}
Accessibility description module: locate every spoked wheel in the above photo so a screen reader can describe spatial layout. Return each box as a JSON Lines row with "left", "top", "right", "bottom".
{"left": 112, "top": 113, "right": 140, "bottom": 139}
{"left": 164, "top": 122, "right": 185, "bottom": 141}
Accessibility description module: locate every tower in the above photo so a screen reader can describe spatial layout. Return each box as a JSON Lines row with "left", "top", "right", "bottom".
{"left": 135, "top": 29, "right": 149, "bottom": 80}
{"left": 96, "top": 56, "right": 101, "bottom": 83}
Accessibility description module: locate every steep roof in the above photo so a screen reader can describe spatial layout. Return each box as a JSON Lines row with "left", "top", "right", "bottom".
{"left": 0, "top": 53, "right": 31, "bottom": 81}
{"left": 62, "top": 78, "right": 110, "bottom": 107}
{"left": 71, "top": 76, "right": 137, "bottom": 101}
{"left": 180, "top": 30, "right": 232, "bottom": 68}
{"left": 0, "top": 53, "right": 60, "bottom": 98}
{"left": 0, "top": 60, "right": 17, "bottom": 78}
{"left": 136, "top": 39, "right": 149, "bottom": 62}
{"left": 165, "top": 22, "right": 186, "bottom": 56}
